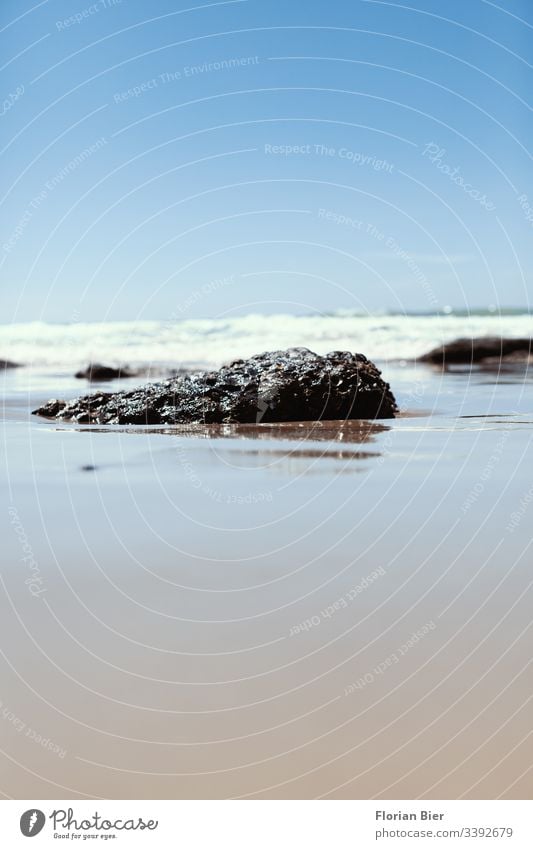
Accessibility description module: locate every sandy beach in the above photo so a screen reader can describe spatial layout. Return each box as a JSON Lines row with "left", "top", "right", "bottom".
{"left": 2, "top": 353, "right": 532, "bottom": 799}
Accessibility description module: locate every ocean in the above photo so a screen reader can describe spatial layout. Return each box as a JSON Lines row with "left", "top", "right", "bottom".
{"left": 1, "top": 311, "right": 531, "bottom": 372}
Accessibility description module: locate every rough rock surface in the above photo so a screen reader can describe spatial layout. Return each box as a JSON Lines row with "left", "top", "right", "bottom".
{"left": 420, "top": 337, "right": 531, "bottom": 365}
{"left": 34, "top": 348, "right": 397, "bottom": 424}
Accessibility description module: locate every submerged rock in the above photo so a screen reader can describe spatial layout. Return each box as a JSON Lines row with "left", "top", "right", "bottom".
{"left": 75, "top": 363, "right": 137, "bottom": 381}
{"left": 420, "top": 337, "right": 531, "bottom": 365}
{"left": 34, "top": 348, "right": 397, "bottom": 424}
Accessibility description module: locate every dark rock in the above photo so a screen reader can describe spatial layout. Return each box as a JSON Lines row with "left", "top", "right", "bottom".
{"left": 75, "top": 363, "right": 137, "bottom": 381}
{"left": 420, "top": 337, "right": 532, "bottom": 365}
{"left": 34, "top": 348, "right": 397, "bottom": 424}
{"left": 0, "top": 359, "right": 21, "bottom": 369}
{"left": 36, "top": 399, "right": 67, "bottom": 417}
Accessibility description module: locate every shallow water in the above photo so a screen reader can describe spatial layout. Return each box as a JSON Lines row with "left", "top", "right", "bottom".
{"left": 1, "top": 362, "right": 532, "bottom": 799}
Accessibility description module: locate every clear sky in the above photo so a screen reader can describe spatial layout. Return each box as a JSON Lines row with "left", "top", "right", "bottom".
{"left": 1, "top": 0, "right": 532, "bottom": 322}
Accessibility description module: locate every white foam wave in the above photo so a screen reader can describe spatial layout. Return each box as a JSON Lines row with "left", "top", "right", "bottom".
{"left": 0, "top": 313, "right": 531, "bottom": 370}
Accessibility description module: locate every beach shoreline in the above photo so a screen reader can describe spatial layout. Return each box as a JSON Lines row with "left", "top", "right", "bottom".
{"left": 2, "top": 356, "right": 532, "bottom": 798}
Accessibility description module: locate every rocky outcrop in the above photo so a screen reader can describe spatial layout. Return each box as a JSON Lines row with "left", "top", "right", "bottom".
{"left": 34, "top": 348, "right": 398, "bottom": 424}
{"left": 0, "top": 359, "right": 21, "bottom": 369}
{"left": 75, "top": 363, "right": 137, "bottom": 381}
{"left": 74, "top": 363, "right": 189, "bottom": 381}
{"left": 420, "top": 337, "right": 531, "bottom": 365}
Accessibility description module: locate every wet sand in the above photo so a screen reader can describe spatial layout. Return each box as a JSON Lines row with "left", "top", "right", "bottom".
{"left": 1, "top": 363, "right": 533, "bottom": 799}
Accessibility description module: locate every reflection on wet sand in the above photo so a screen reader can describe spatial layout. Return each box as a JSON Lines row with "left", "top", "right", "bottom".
{"left": 65, "top": 418, "right": 390, "bottom": 443}
{"left": 64, "top": 419, "right": 389, "bottom": 469}
{"left": 235, "top": 447, "right": 380, "bottom": 461}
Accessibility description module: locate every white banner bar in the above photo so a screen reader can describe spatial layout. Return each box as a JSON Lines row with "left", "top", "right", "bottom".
{"left": 2, "top": 800, "right": 533, "bottom": 848}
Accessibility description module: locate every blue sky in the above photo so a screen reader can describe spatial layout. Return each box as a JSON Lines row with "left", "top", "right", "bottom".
{"left": 1, "top": 0, "right": 532, "bottom": 322}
